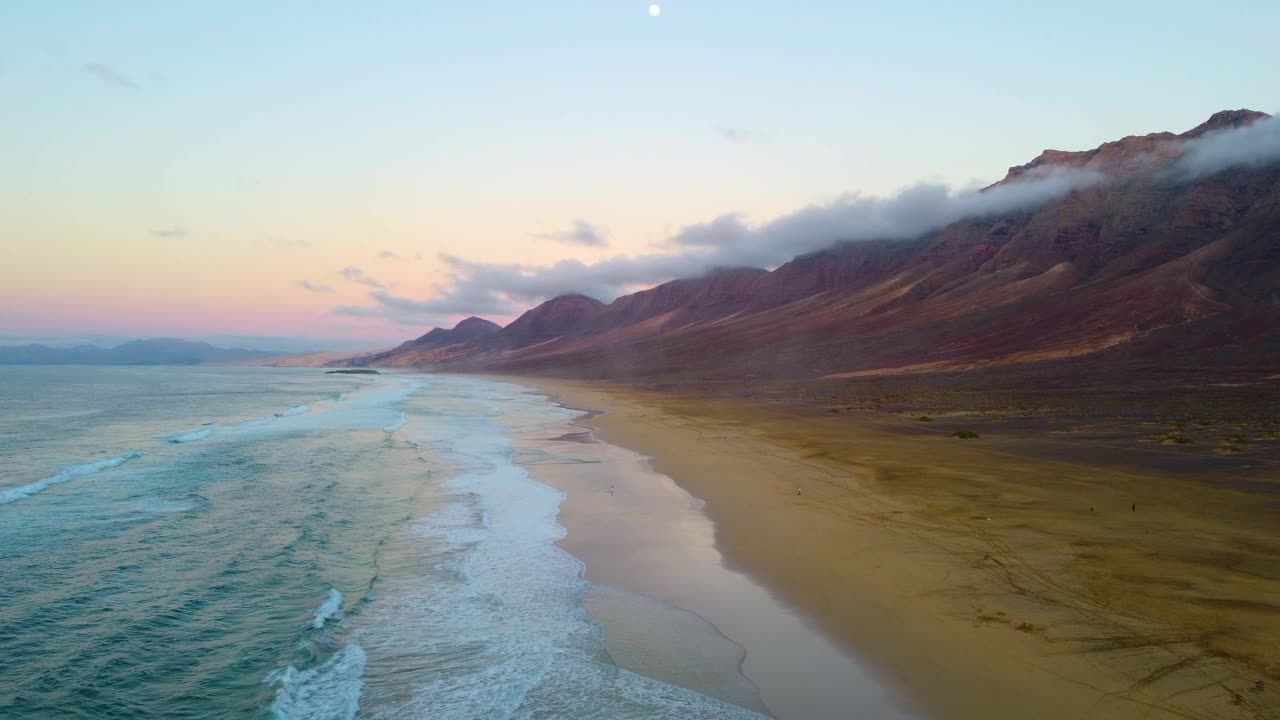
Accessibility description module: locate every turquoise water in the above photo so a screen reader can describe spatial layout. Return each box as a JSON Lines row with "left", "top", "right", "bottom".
{"left": 0, "top": 367, "right": 765, "bottom": 719}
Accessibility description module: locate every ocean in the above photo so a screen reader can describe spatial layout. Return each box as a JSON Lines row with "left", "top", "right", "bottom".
{"left": 0, "top": 367, "right": 767, "bottom": 719}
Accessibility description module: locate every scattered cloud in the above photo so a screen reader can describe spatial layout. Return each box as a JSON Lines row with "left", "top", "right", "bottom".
{"left": 84, "top": 62, "right": 139, "bottom": 90}
{"left": 297, "top": 280, "right": 335, "bottom": 293}
{"left": 151, "top": 226, "right": 188, "bottom": 239}
{"left": 338, "top": 266, "right": 385, "bottom": 289}
{"left": 332, "top": 167, "right": 1106, "bottom": 325}
{"left": 1171, "top": 112, "right": 1280, "bottom": 179}
{"left": 533, "top": 219, "right": 610, "bottom": 247}
{"left": 375, "top": 288, "right": 511, "bottom": 317}
{"left": 332, "top": 283, "right": 517, "bottom": 328}
{"left": 714, "top": 125, "right": 750, "bottom": 142}
{"left": 331, "top": 303, "right": 444, "bottom": 327}
{"left": 666, "top": 165, "right": 1105, "bottom": 265}
{"left": 378, "top": 249, "right": 422, "bottom": 261}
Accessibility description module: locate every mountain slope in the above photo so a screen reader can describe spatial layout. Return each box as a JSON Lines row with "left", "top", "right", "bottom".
{"left": 341, "top": 316, "right": 501, "bottom": 368}
{"left": 364, "top": 110, "right": 1280, "bottom": 379}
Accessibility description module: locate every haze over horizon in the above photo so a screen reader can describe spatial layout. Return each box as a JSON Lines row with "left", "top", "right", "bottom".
{"left": 3, "top": 1, "right": 1277, "bottom": 345}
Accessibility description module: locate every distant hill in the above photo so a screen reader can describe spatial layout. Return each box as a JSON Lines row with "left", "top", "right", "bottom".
{"left": 345, "top": 109, "right": 1280, "bottom": 380}
{"left": 0, "top": 338, "right": 283, "bottom": 365}
{"left": 233, "top": 350, "right": 380, "bottom": 368}
{"left": 336, "top": 317, "right": 501, "bottom": 368}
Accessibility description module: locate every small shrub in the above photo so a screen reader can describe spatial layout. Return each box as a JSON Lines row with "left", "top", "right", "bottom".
{"left": 1223, "top": 434, "right": 1249, "bottom": 446}
{"left": 915, "top": 416, "right": 933, "bottom": 422}
{"left": 951, "top": 430, "right": 980, "bottom": 439}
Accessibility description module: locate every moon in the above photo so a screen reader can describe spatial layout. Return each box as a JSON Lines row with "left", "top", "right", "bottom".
{"left": 649, "top": 4, "right": 661, "bottom": 16}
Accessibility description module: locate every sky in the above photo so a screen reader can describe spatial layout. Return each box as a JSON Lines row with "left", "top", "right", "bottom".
{"left": 1, "top": 1, "right": 1277, "bottom": 349}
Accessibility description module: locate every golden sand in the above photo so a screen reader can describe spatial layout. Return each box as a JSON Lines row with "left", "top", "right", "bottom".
{"left": 509, "top": 401, "right": 916, "bottom": 719}
{"left": 518, "top": 377, "right": 1280, "bottom": 720}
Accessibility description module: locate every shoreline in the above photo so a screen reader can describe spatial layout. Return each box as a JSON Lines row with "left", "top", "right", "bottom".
{"left": 509, "top": 388, "right": 913, "bottom": 719}
{"left": 513, "top": 376, "right": 1280, "bottom": 720}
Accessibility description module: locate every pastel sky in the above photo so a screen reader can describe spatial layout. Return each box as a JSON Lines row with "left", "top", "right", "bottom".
{"left": 2, "top": 1, "right": 1276, "bottom": 348}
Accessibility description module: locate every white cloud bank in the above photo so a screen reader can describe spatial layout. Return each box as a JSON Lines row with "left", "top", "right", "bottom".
{"left": 337, "top": 112, "right": 1277, "bottom": 327}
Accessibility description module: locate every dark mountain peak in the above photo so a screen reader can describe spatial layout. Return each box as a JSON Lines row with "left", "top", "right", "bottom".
{"left": 546, "top": 293, "right": 606, "bottom": 306}
{"left": 343, "top": 315, "right": 502, "bottom": 367}
{"left": 454, "top": 316, "right": 502, "bottom": 333}
{"left": 1003, "top": 110, "right": 1270, "bottom": 184}
{"left": 1183, "top": 109, "right": 1269, "bottom": 139}
{"left": 499, "top": 294, "right": 606, "bottom": 347}
{"left": 398, "top": 316, "right": 500, "bottom": 350}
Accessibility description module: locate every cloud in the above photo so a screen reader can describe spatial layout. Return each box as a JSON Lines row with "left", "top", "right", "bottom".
{"left": 338, "top": 266, "right": 385, "bottom": 288}
{"left": 373, "top": 288, "right": 512, "bottom": 317}
{"left": 714, "top": 125, "right": 750, "bottom": 142}
{"left": 84, "top": 62, "right": 139, "bottom": 90}
{"left": 332, "top": 283, "right": 517, "bottom": 328}
{"left": 334, "top": 166, "right": 1107, "bottom": 324}
{"left": 151, "top": 226, "right": 188, "bottom": 239}
{"left": 297, "top": 280, "right": 335, "bottom": 293}
{"left": 378, "top": 249, "right": 421, "bottom": 261}
{"left": 330, "top": 113, "right": 1280, "bottom": 329}
{"left": 1171, "top": 113, "right": 1280, "bottom": 179}
{"left": 672, "top": 165, "right": 1105, "bottom": 265}
{"left": 331, "top": 303, "right": 447, "bottom": 328}
{"left": 533, "top": 219, "right": 610, "bottom": 247}
{"left": 437, "top": 253, "right": 689, "bottom": 303}
{"left": 331, "top": 303, "right": 445, "bottom": 329}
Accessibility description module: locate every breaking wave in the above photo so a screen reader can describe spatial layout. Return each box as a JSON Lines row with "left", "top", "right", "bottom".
{"left": 166, "top": 426, "right": 214, "bottom": 444}
{"left": 312, "top": 588, "right": 343, "bottom": 629}
{"left": 0, "top": 451, "right": 145, "bottom": 506}
{"left": 266, "top": 644, "right": 366, "bottom": 720}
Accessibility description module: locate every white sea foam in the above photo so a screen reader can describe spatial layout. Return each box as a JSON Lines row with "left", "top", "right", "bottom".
{"left": 344, "top": 378, "right": 766, "bottom": 719}
{"left": 166, "top": 426, "right": 214, "bottom": 444}
{"left": 275, "top": 404, "right": 310, "bottom": 418}
{"left": 0, "top": 451, "right": 145, "bottom": 506}
{"left": 312, "top": 588, "right": 343, "bottom": 629}
{"left": 266, "top": 644, "right": 366, "bottom": 720}
{"left": 383, "top": 412, "right": 406, "bottom": 433}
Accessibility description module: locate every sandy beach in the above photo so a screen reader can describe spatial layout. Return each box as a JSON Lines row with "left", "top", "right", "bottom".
{"left": 507, "top": 400, "right": 917, "bottom": 719}
{"left": 515, "top": 377, "right": 1280, "bottom": 720}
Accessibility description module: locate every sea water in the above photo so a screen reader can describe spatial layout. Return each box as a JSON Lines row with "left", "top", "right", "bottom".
{"left": 0, "top": 367, "right": 766, "bottom": 719}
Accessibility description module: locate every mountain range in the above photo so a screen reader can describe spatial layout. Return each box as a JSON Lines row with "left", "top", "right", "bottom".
{"left": 0, "top": 339, "right": 283, "bottom": 365}
{"left": 338, "top": 110, "right": 1280, "bottom": 379}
